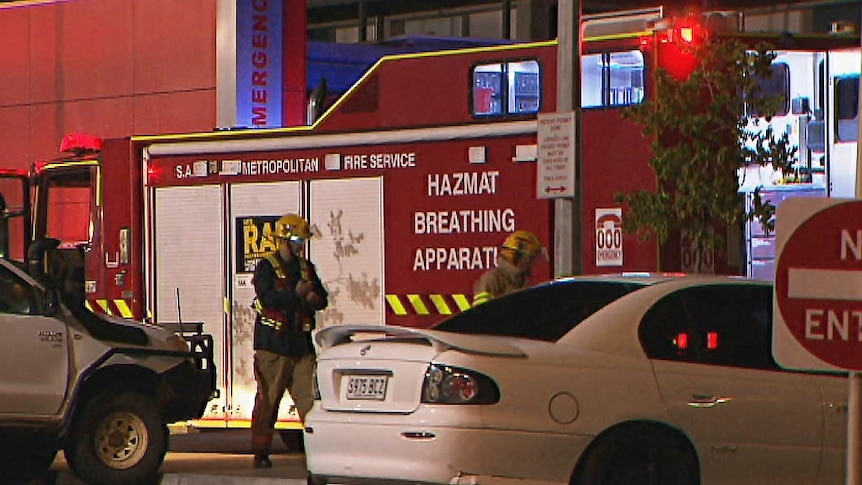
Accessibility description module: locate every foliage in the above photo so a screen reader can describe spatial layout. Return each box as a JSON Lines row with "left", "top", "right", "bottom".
{"left": 616, "top": 35, "right": 796, "bottom": 266}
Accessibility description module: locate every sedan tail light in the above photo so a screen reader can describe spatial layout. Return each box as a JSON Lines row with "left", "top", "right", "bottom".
{"left": 421, "top": 364, "right": 500, "bottom": 405}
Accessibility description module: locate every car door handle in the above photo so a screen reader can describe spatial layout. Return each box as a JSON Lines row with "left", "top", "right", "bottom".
{"left": 827, "top": 402, "right": 849, "bottom": 413}
{"left": 688, "top": 393, "right": 732, "bottom": 408}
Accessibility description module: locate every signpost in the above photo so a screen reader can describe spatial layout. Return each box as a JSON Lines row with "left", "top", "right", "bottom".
{"left": 537, "top": 111, "right": 576, "bottom": 199}
{"left": 773, "top": 197, "right": 862, "bottom": 484}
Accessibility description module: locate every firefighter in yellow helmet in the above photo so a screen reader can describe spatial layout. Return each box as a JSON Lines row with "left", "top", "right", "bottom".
{"left": 250, "top": 213, "right": 328, "bottom": 468}
{"left": 472, "top": 230, "right": 544, "bottom": 306}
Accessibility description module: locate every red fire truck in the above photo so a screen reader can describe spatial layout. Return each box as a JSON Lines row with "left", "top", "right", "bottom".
{"left": 0, "top": 9, "right": 858, "bottom": 428}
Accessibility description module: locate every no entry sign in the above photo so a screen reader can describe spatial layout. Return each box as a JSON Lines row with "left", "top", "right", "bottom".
{"left": 773, "top": 197, "right": 862, "bottom": 371}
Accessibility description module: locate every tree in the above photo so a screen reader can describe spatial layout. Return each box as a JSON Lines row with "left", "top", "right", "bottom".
{"left": 615, "top": 32, "right": 795, "bottom": 272}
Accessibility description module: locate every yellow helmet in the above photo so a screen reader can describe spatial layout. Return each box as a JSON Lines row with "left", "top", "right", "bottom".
{"left": 272, "top": 213, "right": 312, "bottom": 241}
{"left": 501, "top": 230, "right": 543, "bottom": 259}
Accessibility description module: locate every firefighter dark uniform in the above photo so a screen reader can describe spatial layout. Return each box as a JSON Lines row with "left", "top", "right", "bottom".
{"left": 472, "top": 230, "right": 544, "bottom": 306}
{"left": 250, "top": 214, "right": 328, "bottom": 469}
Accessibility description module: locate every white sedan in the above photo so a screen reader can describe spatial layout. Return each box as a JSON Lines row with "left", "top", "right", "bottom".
{"left": 305, "top": 275, "right": 847, "bottom": 485}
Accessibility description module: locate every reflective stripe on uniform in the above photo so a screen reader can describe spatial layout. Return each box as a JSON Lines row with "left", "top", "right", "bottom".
{"left": 259, "top": 316, "right": 283, "bottom": 331}
{"left": 253, "top": 299, "right": 286, "bottom": 331}
{"left": 472, "top": 292, "right": 493, "bottom": 306}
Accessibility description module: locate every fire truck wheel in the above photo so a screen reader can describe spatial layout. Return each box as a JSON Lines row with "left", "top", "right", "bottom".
{"left": 65, "top": 391, "right": 167, "bottom": 485}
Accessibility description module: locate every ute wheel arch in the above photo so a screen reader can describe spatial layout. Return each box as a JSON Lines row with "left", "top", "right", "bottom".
{"left": 74, "top": 364, "right": 160, "bottom": 403}
{"left": 64, "top": 390, "right": 167, "bottom": 485}
{"left": 571, "top": 421, "right": 700, "bottom": 485}
{"left": 64, "top": 365, "right": 162, "bottom": 435}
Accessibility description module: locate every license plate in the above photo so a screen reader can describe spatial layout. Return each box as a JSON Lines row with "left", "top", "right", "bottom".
{"left": 345, "top": 375, "right": 388, "bottom": 400}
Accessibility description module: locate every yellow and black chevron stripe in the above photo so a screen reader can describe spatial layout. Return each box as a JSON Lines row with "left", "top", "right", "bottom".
{"left": 85, "top": 299, "right": 135, "bottom": 319}
{"left": 385, "top": 294, "right": 472, "bottom": 316}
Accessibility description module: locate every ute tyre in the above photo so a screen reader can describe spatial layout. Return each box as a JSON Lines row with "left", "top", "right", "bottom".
{"left": 574, "top": 426, "right": 699, "bottom": 485}
{"left": 65, "top": 391, "right": 167, "bottom": 485}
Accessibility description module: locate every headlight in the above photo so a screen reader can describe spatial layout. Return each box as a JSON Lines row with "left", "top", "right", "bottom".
{"left": 421, "top": 364, "right": 500, "bottom": 405}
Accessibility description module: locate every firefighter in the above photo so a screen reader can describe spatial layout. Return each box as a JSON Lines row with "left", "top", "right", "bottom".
{"left": 250, "top": 213, "right": 328, "bottom": 469}
{"left": 472, "top": 230, "right": 544, "bottom": 306}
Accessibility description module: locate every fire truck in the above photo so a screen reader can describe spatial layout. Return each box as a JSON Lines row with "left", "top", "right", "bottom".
{"left": 0, "top": 8, "right": 858, "bottom": 429}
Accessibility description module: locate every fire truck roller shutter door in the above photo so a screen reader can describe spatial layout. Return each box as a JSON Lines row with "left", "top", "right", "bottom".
{"left": 229, "top": 181, "right": 302, "bottom": 424}
{"left": 309, "top": 177, "right": 384, "bottom": 326}
{"left": 153, "top": 185, "right": 226, "bottom": 421}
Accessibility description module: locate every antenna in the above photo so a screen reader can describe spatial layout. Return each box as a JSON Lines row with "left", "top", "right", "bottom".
{"left": 176, "top": 287, "right": 185, "bottom": 336}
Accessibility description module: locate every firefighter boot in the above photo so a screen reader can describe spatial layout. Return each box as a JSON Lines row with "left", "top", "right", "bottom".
{"left": 253, "top": 454, "right": 273, "bottom": 469}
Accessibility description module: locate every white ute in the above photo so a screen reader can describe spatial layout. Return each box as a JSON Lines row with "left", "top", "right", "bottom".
{"left": 0, "top": 256, "right": 216, "bottom": 485}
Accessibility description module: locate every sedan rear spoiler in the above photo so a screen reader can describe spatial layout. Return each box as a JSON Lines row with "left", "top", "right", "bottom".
{"left": 316, "top": 325, "right": 527, "bottom": 358}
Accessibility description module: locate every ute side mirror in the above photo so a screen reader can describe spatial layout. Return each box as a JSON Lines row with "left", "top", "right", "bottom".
{"left": 43, "top": 286, "right": 60, "bottom": 317}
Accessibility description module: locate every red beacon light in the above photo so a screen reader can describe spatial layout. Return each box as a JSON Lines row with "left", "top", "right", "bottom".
{"left": 59, "top": 133, "right": 104, "bottom": 155}
{"left": 656, "top": 24, "right": 706, "bottom": 45}
{"left": 147, "top": 163, "right": 164, "bottom": 185}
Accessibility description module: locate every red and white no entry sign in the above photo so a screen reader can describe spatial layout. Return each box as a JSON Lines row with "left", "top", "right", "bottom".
{"left": 774, "top": 197, "right": 862, "bottom": 371}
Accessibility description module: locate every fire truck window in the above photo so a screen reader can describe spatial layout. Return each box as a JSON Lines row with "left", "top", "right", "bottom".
{"left": 607, "top": 51, "right": 645, "bottom": 106}
{"left": 473, "top": 64, "right": 504, "bottom": 116}
{"left": 747, "top": 62, "right": 789, "bottom": 117}
{"left": 582, "top": 50, "right": 645, "bottom": 109}
{"left": 507, "top": 60, "right": 540, "bottom": 114}
{"left": 472, "top": 60, "right": 541, "bottom": 117}
{"left": 836, "top": 75, "right": 859, "bottom": 143}
{"left": 582, "top": 53, "right": 604, "bottom": 108}
{"left": 46, "top": 178, "right": 92, "bottom": 246}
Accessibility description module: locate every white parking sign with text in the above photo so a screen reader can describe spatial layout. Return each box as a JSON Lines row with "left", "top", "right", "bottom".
{"left": 595, "top": 208, "right": 623, "bottom": 267}
{"left": 536, "top": 111, "right": 575, "bottom": 199}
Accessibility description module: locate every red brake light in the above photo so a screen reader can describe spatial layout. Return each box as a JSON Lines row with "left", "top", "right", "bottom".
{"left": 444, "top": 374, "right": 479, "bottom": 402}
{"left": 675, "top": 332, "right": 689, "bottom": 350}
{"left": 421, "top": 364, "right": 499, "bottom": 405}
{"left": 707, "top": 331, "right": 720, "bottom": 350}
{"left": 59, "top": 133, "right": 104, "bottom": 154}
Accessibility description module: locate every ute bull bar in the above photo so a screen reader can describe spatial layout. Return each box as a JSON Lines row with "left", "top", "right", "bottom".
{"left": 160, "top": 321, "right": 219, "bottom": 399}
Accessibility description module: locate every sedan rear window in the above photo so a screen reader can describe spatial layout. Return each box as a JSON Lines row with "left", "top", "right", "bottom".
{"left": 434, "top": 280, "right": 646, "bottom": 341}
